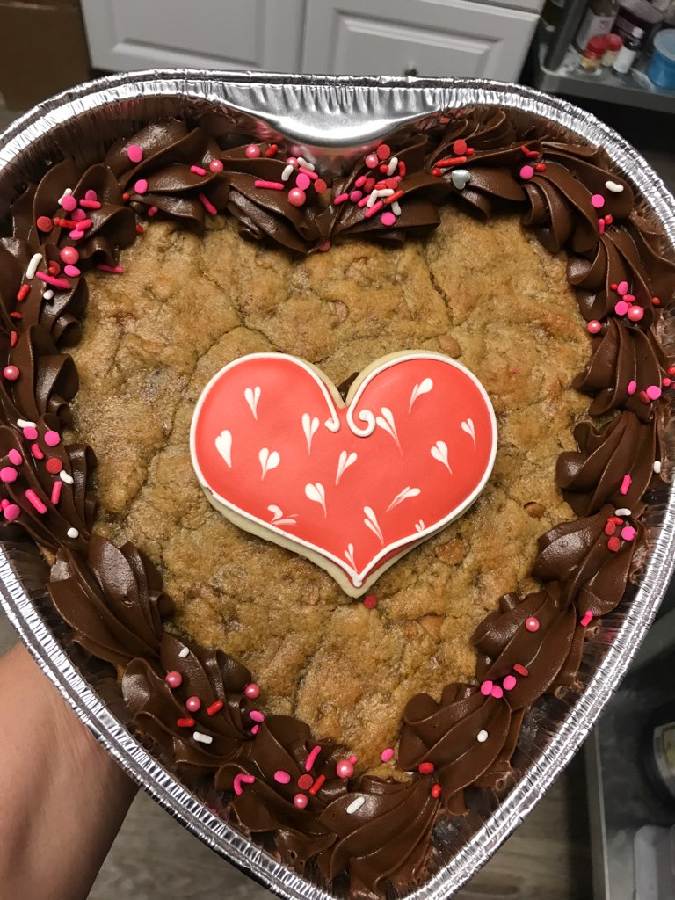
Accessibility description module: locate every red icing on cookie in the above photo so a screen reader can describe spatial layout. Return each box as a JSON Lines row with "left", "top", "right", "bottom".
{"left": 190, "top": 352, "right": 497, "bottom": 596}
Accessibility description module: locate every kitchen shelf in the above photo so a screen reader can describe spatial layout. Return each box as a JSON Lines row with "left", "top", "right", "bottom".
{"left": 533, "top": 44, "right": 675, "bottom": 115}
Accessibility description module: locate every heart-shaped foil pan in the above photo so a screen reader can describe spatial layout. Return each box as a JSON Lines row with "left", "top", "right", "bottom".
{"left": 0, "top": 71, "right": 674, "bottom": 899}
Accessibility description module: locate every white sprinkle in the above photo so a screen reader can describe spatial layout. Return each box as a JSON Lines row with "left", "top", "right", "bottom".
{"left": 387, "top": 156, "right": 398, "bottom": 176}
{"left": 391, "top": 201, "right": 402, "bottom": 216}
{"left": 653, "top": 460, "right": 662, "bottom": 474}
{"left": 281, "top": 164, "right": 295, "bottom": 182}
{"left": 58, "top": 188, "right": 73, "bottom": 204}
{"left": 605, "top": 180, "right": 624, "bottom": 193}
{"left": 295, "top": 156, "right": 315, "bottom": 171}
{"left": 476, "top": 729, "right": 489, "bottom": 743}
{"left": 17, "top": 418, "right": 36, "bottom": 428}
{"left": 614, "top": 508, "right": 632, "bottom": 517}
{"left": 66, "top": 527, "right": 79, "bottom": 539}
{"left": 43, "top": 289, "right": 54, "bottom": 300}
{"left": 366, "top": 190, "right": 379, "bottom": 208}
{"left": 178, "top": 647, "right": 190, "bottom": 658}
{"left": 193, "top": 731, "right": 213, "bottom": 745}
{"left": 376, "top": 188, "right": 394, "bottom": 198}
{"left": 346, "top": 796, "right": 366, "bottom": 815}
{"left": 60, "top": 470, "right": 74, "bottom": 485}
{"left": 25, "top": 253, "right": 42, "bottom": 280}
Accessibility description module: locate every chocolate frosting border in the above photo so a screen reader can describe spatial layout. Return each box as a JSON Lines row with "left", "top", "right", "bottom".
{"left": 0, "top": 81, "right": 672, "bottom": 896}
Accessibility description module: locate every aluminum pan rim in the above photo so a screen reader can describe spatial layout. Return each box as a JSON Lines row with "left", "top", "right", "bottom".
{"left": 0, "top": 70, "right": 673, "bottom": 899}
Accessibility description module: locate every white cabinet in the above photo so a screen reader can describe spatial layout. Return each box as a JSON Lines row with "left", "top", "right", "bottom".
{"left": 81, "top": 0, "right": 305, "bottom": 72}
{"left": 82, "top": 0, "right": 542, "bottom": 83}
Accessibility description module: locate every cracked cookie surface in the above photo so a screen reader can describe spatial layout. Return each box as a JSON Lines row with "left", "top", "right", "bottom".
{"left": 70, "top": 208, "right": 588, "bottom": 769}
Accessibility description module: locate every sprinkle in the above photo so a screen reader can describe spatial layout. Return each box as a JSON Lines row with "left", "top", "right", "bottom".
{"left": 333, "top": 192, "right": 349, "bottom": 205}
{"left": 79, "top": 198, "right": 101, "bottom": 209}
{"left": 431, "top": 784, "right": 442, "bottom": 799}
{"left": 233, "top": 772, "right": 256, "bottom": 795}
{"left": 35, "top": 272, "right": 70, "bottom": 290}
{"left": 652, "top": 296, "right": 661, "bottom": 306}
{"left": 646, "top": 385, "right": 662, "bottom": 401}
{"left": 381, "top": 189, "right": 404, "bottom": 208}
{"left": 274, "top": 770, "right": 291, "bottom": 784}
{"left": 309, "top": 774, "right": 326, "bottom": 795}
{"left": 60, "top": 246, "right": 79, "bottom": 266}
{"left": 25, "top": 489, "right": 47, "bottom": 514}
{"left": 295, "top": 172, "right": 311, "bottom": 191}
{"left": 3, "top": 366, "right": 19, "bottom": 382}
{"left": 620, "top": 474, "right": 632, "bottom": 496}
{"left": 614, "top": 300, "right": 629, "bottom": 316}
{"left": 165, "top": 670, "right": 183, "bottom": 689}
{"left": 336, "top": 759, "right": 354, "bottom": 779}
{"left": 207, "top": 700, "right": 224, "bottom": 716}
{"left": 604, "top": 213, "right": 614, "bottom": 225}
{"left": 621, "top": 525, "right": 636, "bottom": 542}
{"left": 476, "top": 729, "right": 489, "bottom": 743}
{"left": 627, "top": 380, "right": 637, "bottom": 396}
{"left": 616, "top": 280, "right": 629, "bottom": 296}
{"left": 387, "top": 156, "right": 398, "bottom": 176}
{"left": 380, "top": 212, "right": 397, "bottom": 227}
{"left": 127, "top": 144, "right": 143, "bottom": 164}
{"left": 305, "top": 744, "right": 322, "bottom": 772}
{"left": 296, "top": 157, "right": 314, "bottom": 171}
{"left": 363, "top": 594, "right": 377, "bottom": 609}
{"left": 42, "top": 289, "right": 54, "bottom": 301}
{"left": 664, "top": 378, "right": 672, "bottom": 387}
{"left": 293, "top": 794, "right": 308, "bottom": 809}
{"left": 250, "top": 709, "right": 265, "bottom": 723}
{"left": 60, "top": 470, "right": 74, "bottom": 484}
{"left": 63, "top": 264, "right": 80, "bottom": 278}
{"left": 587, "top": 320, "right": 602, "bottom": 335}
{"left": 525, "top": 616, "right": 540, "bottom": 633}
{"left": 534, "top": 162, "right": 547, "bottom": 172}
{"left": 607, "top": 536, "right": 621, "bottom": 553}
{"left": 503, "top": 675, "right": 517, "bottom": 691}
{"left": 245, "top": 144, "right": 261, "bottom": 158}
{"left": 580, "top": 611, "right": 593, "bottom": 628}
{"left": 491, "top": 685, "right": 504, "bottom": 699}
{"left": 300, "top": 167, "right": 318, "bottom": 181}
{"left": 628, "top": 305, "right": 644, "bottom": 322}
{"left": 254, "top": 179, "right": 285, "bottom": 191}
{"left": 265, "top": 143, "right": 279, "bottom": 158}
{"left": 614, "top": 508, "right": 631, "bottom": 517}
{"left": 177, "top": 717, "right": 195, "bottom": 728}
{"left": 346, "top": 796, "right": 366, "bottom": 815}
{"left": 604, "top": 519, "right": 616, "bottom": 536}
{"left": 25, "top": 253, "right": 42, "bottom": 280}
{"left": 185, "top": 696, "right": 201, "bottom": 713}
{"left": 8, "top": 449, "right": 22, "bottom": 466}
{"left": 133, "top": 178, "right": 149, "bottom": 194}
{"left": 519, "top": 164, "right": 534, "bottom": 180}
{"left": 60, "top": 192, "right": 77, "bottom": 212}
{"left": 380, "top": 748, "right": 395, "bottom": 763}
{"left": 513, "top": 663, "right": 529, "bottom": 677}
{"left": 364, "top": 200, "right": 383, "bottom": 219}
{"left": 480, "top": 680, "right": 493, "bottom": 696}
{"left": 605, "top": 180, "right": 624, "bottom": 193}
{"left": 654, "top": 461, "right": 662, "bottom": 474}
{"left": 17, "top": 284, "right": 30, "bottom": 302}
{"left": 391, "top": 201, "right": 402, "bottom": 216}
{"left": 36, "top": 215, "right": 53, "bottom": 233}
{"left": 45, "top": 457, "right": 62, "bottom": 475}
{"left": 244, "top": 683, "right": 260, "bottom": 699}
{"left": 69, "top": 230, "right": 84, "bottom": 240}
{"left": 355, "top": 175, "right": 367, "bottom": 188}
{"left": 376, "top": 143, "right": 391, "bottom": 161}
{"left": 96, "top": 264, "right": 124, "bottom": 274}
{"left": 190, "top": 164, "right": 207, "bottom": 176}
{"left": 199, "top": 193, "right": 217, "bottom": 215}
{"left": 0, "top": 467, "right": 17, "bottom": 483}
{"left": 67, "top": 527, "right": 79, "bottom": 539}
{"left": 298, "top": 773, "right": 314, "bottom": 790}
{"left": 418, "top": 761, "right": 434, "bottom": 775}
{"left": 366, "top": 190, "right": 380, "bottom": 208}
{"left": 209, "top": 159, "right": 224, "bottom": 173}
{"left": 178, "top": 646, "right": 190, "bottom": 658}
{"left": 365, "top": 154, "right": 379, "bottom": 169}
{"left": 17, "top": 418, "right": 35, "bottom": 429}
{"left": 398, "top": 160, "right": 407, "bottom": 176}
{"left": 591, "top": 193, "right": 605, "bottom": 209}
{"left": 281, "top": 164, "right": 295, "bottom": 182}
{"left": 349, "top": 191, "right": 363, "bottom": 203}
{"left": 147, "top": 207, "right": 158, "bottom": 218}
{"left": 3, "top": 504, "right": 20, "bottom": 522}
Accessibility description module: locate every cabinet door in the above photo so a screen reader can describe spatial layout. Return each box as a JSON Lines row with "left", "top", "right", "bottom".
{"left": 81, "top": 0, "right": 305, "bottom": 72}
{"left": 302, "top": 0, "right": 539, "bottom": 81}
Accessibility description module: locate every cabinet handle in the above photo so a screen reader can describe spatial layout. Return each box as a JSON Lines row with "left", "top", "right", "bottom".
{"left": 404, "top": 66, "right": 418, "bottom": 76}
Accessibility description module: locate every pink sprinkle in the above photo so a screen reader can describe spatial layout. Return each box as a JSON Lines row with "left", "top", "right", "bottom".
{"left": 620, "top": 474, "right": 632, "bottom": 496}
{"left": 357, "top": 197, "right": 369, "bottom": 208}
{"left": 31, "top": 443, "right": 44, "bottom": 460}
{"left": 491, "top": 685, "right": 504, "bottom": 699}
{"left": 295, "top": 172, "right": 311, "bottom": 191}
{"left": 519, "top": 164, "right": 534, "bottom": 180}
{"left": 61, "top": 193, "right": 77, "bottom": 212}
{"left": 598, "top": 219, "right": 606, "bottom": 236}
{"left": 147, "top": 207, "right": 158, "bottom": 217}
{"left": 305, "top": 744, "right": 322, "bottom": 772}
{"left": 349, "top": 190, "right": 363, "bottom": 202}
{"left": 50, "top": 481, "right": 62, "bottom": 505}
{"left": 199, "top": 193, "right": 217, "bottom": 215}
{"left": 0, "top": 467, "right": 17, "bottom": 483}
{"left": 250, "top": 710, "right": 265, "bottom": 723}
{"left": 250, "top": 725, "right": 259, "bottom": 735}
{"left": 480, "top": 680, "right": 493, "bottom": 697}
{"left": 126, "top": 144, "right": 143, "bottom": 164}
{"left": 3, "top": 503, "right": 20, "bottom": 522}
{"left": 24, "top": 489, "right": 47, "bottom": 514}
{"left": 8, "top": 449, "right": 22, "bottom": 466}
{"left": 253, "top": 179, "right": 285, "bottom": 191}
{"left": 233, "top": 773, "right": 256, "bottom": 796}
{"left": 299, "top": 167, "right": 318, "bottom": 180}
{"left": 63, "top": 264, "right": 80, "bottom": 278}
{"left": 244, "top": 683, "right": 260, "bottom": 700}
{"left": 355, "top": 175, "right": 367, "bottom": 188}
{"left": 133, "top": 179, "right": 149, "bottom": 194}
{"left": 245, "top": 144, "right": 261, "bottom": 158}
{"left": 365, "top": 154, "right": 379, "bottom": 169}
{"left": 293, "top": 794, "right": 308, "bottom": 809}
{"left": 333, "top": 192, "right": 349, "bottom": 205}
{"left": 380, "top": 211, "right": 397, "bottom": 227}
{"left": 617, "top": 281, "right": 629, "bottom": 296}
{"left": 72, "top": 208, "right": 87, "bottom": 222}
{"left": 190, "top": 165, "right": 207, "bottom": 176}
{"left": 364, "top": 200, "right": 383, "bottom": 219}
{"left": 78, "top": 199, "right": 101, "bottom": 209}
{"left": 627, "top": 380, "right": 637, "bottom": 396}
{"left": 84, "top": 189, "right": 98, "bottom": 201}
{"left": 503, "top": 675, "right": 517, "bottom": 691}
{"left": 35, "top": 272, "right": 70, "bottom": 290}
{"left": 621, "top": 525, "right": 637, "bottom": 541}
{"left": 209, "top": 159, "right": 224, "bottom": 173}
{"left": 614, "top": 300, "right": 629, "bottom": 316}
{"left": 646, "top": 385, "right": 662, "bottom": 401}
{"left": 22, "top": 426, "right": 38, "bottom": 441}
{"left": 97, "top": 264, "right": 124, "bottom": 274}
{"left": 591, "top": 193, "right": 605, "bottom": 209}
{"left": 525, "top": 616, "right": 540, "bottom": 633}
{"left": 69, "top": 230, "right": 84, "bottom": 240}
{"left": 580, "top": 611, "right": 593, "bottom": 628}
{"left": 274, "top": 770, "right": 291, "bottom": 784}
{"left": 288, "top": 188, "right": 306, "bottom": 207}
{"left": 60, "top": 246, "right": 79, "bottom": 265}
{"left": 380, "top": 748, "right": 395, "bottom": 763}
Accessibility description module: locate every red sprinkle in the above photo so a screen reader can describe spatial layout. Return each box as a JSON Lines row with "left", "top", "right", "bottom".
{"left": 96, "top": 264, "right": 124, "bottom": 274}
{"left": 525, "top": 616, "right": 540, "bottom": 633}
{"left": 381, "top": 189, "right": 405, "bottom": 208}
{"left": 431, "top": 784, "right": 442, "bottom": 799}
{"left": 253, "top": 179, "right": 285, "bottom": 191}
{"left": 177, "top": 717, "right": 195, "bottom": 728}
{"left": 607, "top": 536, "right": 621, "bottom": 553}
{"left": 534, "top": 162, "right": 547, "bottom": 172}
{"left": 309, "top": 774, "right": 326, "bottom": 796}
{"left": 298, "top": 773, "right": 314, "bottom": 791}
{"left": 9, "top": 331, "right": 17, "bottom": 348}
{"left": 46, "top": 456, "right": 62, "bottom": 474}
{"left": 521, "top": 144, "right": 540, "bottom": 158}
{"left": 3, "top": 366, "right": 19, "bottom": 382}
{"left": 314, "top": 178, "right": 328, "bottom": 194}
{"left": 199, "top": 193, "right": 217, "bottom": 215}
{"left": 363, "top": 594, "right": 377, "bottom": 609}
{"left": 418, "top": 762, "right": 435, "bottom": 775}
{"left": 398, "top": 160, "right": 407, "bottom": 177}
{"left": 264, "top": 143, "right": 279, "bottom": 157}
{"left": 513, "top": 663, "right": 529, "bottom": 677}
{"left": 604, "top": 520, "right": 616, "bottom": 536}
{"left": 436, "top": 155, "right": 468, "bottom": 168}
{"left": 135, "top": 224, "right": 145, "bottom": 235}
{"left": 207, "top": 700, "right": 224, "bottom": 716}
{"left": 79, "top": 198, "right": 101, "bottom": 209}
{"left": 652, "top": 296, "right": 661, "bottom": 307}
{"left": 453, "top": 139, "right": 468, "bottom": 155}
{"left": 36, "top": 215, "right": 53, "bottom": 233}
{"left": 30, "top": 444, "right": 44, "bottom": 461}
{"left": 16, "top": 284, "right": 30, "bottom": 302}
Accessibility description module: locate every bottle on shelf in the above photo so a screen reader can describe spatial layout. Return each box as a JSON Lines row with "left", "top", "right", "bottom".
{"left": 580, "top": 34, "right": 611, "bottom": 69}
{"left": 601, "top": 31, "right": 624, "bottom": 63}
{"left": 576, "top": 0, "right": 620, "bottom": 49}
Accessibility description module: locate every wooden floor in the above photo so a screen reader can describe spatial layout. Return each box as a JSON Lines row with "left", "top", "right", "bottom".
{"left": 1, "top": 610, "right": 592, "bottom": 899}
